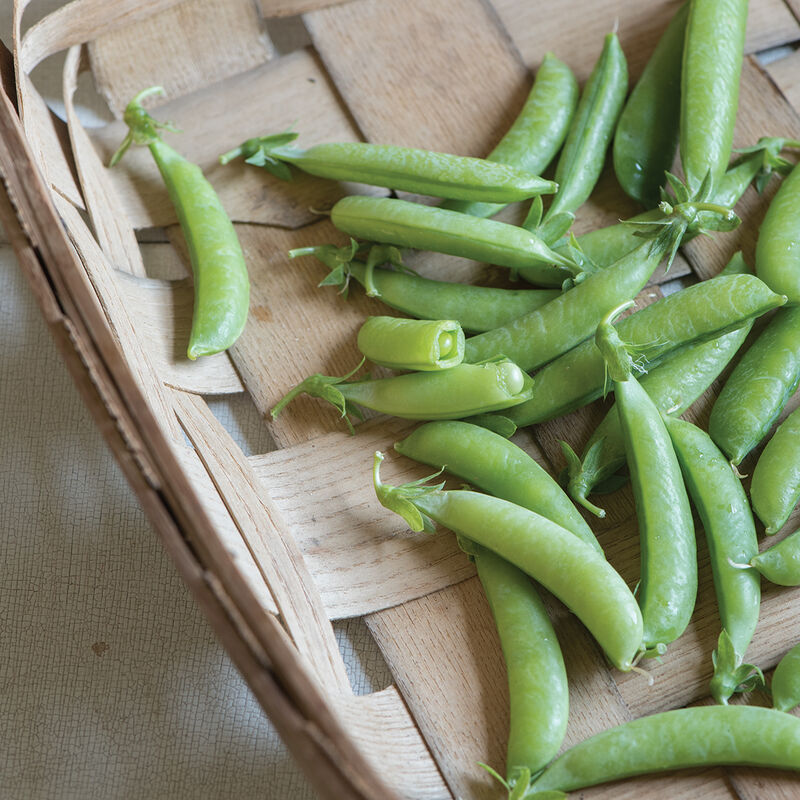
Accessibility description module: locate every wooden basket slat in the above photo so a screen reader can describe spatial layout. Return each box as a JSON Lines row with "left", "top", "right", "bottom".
{"left": 258, "top": 0, "right": 353, "bottom": 18}
{"left": 765, "top": 47, "right": 800, "bottom": 109}
{"left": 87, "top": 49, "right": 381, "bottom": 230}
{"left": 87, "top": 0, "right": 274, "bottom": 117}
{"left": 783, "top": 0, "right": 800, "bottom": 23}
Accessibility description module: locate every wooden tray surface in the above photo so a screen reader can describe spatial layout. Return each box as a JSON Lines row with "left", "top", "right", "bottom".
{"left": 7, "top": 0, "right": 800, "bottom": 798}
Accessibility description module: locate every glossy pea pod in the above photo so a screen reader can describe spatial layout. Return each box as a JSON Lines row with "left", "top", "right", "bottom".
{"left": 613, "top": 1, "right": 688, "bottom": 208}
{"left": 498, "top": 274, "right": 785, "bottom": 427}
{"left": 663, "top": 415, "right": 761, "bottom": 704}
{"left": 219, "top": 135, "right": 557, "bottom": 202}
{"left": 756, "top": 159, "right": 800, "bottom": 304}
{"left": 373, "top": 453, "right": 643, "bottom": 672}
{"left": 394, "top": 420, "right": 601, "bottom": 553}
{"left": 270, "top": 357, "right": 533, "bottom": 432}
{"left": 526, "top": 706, "right": 800, "bottom": 795}
{"left": 749, "top": 527, "right": 800, "bottom": 585}
{"left": 291, "top": 243, "right": 560, "bottom": 333}
{"left": 330, "top": 196, "right": 576, "bottom": 286}
{"left": 443, "top": 53, "right": 578, "bottom": 219}
{"left": 680, "top": 0, "right": 748, "bottom": 196}
{"left": 464, "top": 221, "right": 685, "bottom": 371}
{"left": 709, "top": 306, "right": 800, "bottom": 465}
{"left": 466, "top": 541, "right": 568, "bottom": 782}
{"left": 110, "top": 88, "right": 249, "bottom": 360}
{"left": 751, "top": 406, "right": 800, "bottom": 533}
{"left": 595, "top": 309, "right": 696, "bottom": 655}
{"left": 357, "top": 316, "right": 464, "bottom": 371}
{"left": 773, "top": 643, "right": 800, "bottom": 713}
{"left": 565, "top": 252, "right": 753, "bottom": 515}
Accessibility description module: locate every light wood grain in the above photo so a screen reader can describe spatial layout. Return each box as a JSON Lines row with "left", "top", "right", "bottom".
{"left": 259, "top": 0, "right": 352, "bottom": 17}
{"left": 765, "top": 46, "right": 800, "bottom": 113}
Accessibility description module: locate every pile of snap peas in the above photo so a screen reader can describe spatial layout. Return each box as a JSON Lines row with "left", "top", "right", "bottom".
{"left": 112, "top": 0, "right": 800, "bottom": 795}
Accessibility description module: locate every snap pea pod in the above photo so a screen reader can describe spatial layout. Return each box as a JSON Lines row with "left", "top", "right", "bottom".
{"left": 291, "top": 242, "right": 560, "bottom": 332}
{"left": 443, "top": 53, "right": 578, "bottom": 219}
{"left": 464, "top": 221, "right": 685, "bottom": 371}
{"left": 680, "top": 0, "right": 748, "bottom": 196}
{"left": 750, "top": 405, "right": 800, "bottom": 533}
{"left": 467, "top": 541, "right": 568, "bottom": 782}
{"left": 596, "top": 309, "right": 696, "bottom": 655}
{"left": 709, "top": 306, "right": 800, "bottom": 465}
{"left": 565, "top": 252, "right": 753, "bottom": 515}
{"left": 270, "top": 357, "right": 533, "bottom": 432}
{"left": 219, "top": 135, "right": 558, "bottom": 202}
{"left": 526, "top": 706, "right": 800, "bottom": 794}
{"left": 663, "top": 415, "right": 761, "bottom": 704}
{"left": 756, "top": 158, "right": 800, "bottom": 304}
{"left": 373, "top": 453, "right": 643, "bottom": 672}
{"left": 613, "top": 1, "right": 688, "bottom": 208}
{"left": 110, "top": 88, "right": 249, "bottom": 360}
{"left": 357, "top": 316, "right": 464, "bottom": 371}
{"left": 499, "top": 274, "right": 785, "bottom": 427}
{"left": 749, "top": 528, "right": 800, "bottom": 585}
{"left": 330, "top": 196, "right": 576, "bottom": 286}
{"left": 773, "top": 643, "right": 800, "bottom": 713}
{"left": 394, "top": 420, "right": 601, "bottom": 553}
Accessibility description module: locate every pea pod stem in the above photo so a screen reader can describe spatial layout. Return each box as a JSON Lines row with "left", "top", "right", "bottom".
{"left": 373, "top": 453, "right": 643, "bottom": 672}
{"left": 111, "top": 87, "right": 250, "bottom": 360}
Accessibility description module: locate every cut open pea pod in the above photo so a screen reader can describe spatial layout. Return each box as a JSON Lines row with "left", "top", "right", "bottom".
{"left": 357, "top": 316, "right": 464, "bottom": 371}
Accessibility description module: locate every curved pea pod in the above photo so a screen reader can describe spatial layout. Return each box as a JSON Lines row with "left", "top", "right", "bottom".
{"left": 373, "top": 454, "right": 643, "bottom": 672}
{"left": 757, "top": 161, "right": 800, "bottom": 304}
{"left": 293, "top": 242, "right": 560, "bottom": 332}
{"left": 464, "top": 221, "right": 685, "bottom": 371}
{"left": 466, "top": 542, "right": 568, "bottom": 783}
{"left": 330, "top": 196, "right": 577, "bottom": 286}
{"left": 751, "top": 406, "right": 800, "bottom": 534}
{"left": 565, "top": 251, "right": 753, "bottom": 515}
{"left": 111, "top": 88, "right": 249, "bottom": 360}
{"left": 750, "top": 528, "right": 800, "bottom": 585}
{"left": 663, "top": 415, "right": 762, "bottom": 704}
{"left": 270, "top": 357, "right": 533, "bottom": 432}
{"left": 219, "top": 136, "right": 558, "bottom": 202}
{"left": 443, "top": 52, "right": 578, "bottom": 219}
{"left": 709, "top": 306, "right": 800, "bottom": 465}
{"left": 356, "top": 316, "right": 464, "bottom": 371}
{"left": 501, "top": 274, "right": 786, "bottom": 427}
{"left": 595, "top": 316, "right": 696, "bottom": 655}
{"left": 394, "top": 420, "right": 601, "bottom": 553}
{"left": 680, "top": 0, "right": 748, "bottom": 196}
{"left": 614, "top": 2, "right": 688, "bottom": 208}
{"left": 527, "top": 706, "right": 800, "bottom": 794}
{"left": 773, "top": 643, "right": 800, "bottom": 713}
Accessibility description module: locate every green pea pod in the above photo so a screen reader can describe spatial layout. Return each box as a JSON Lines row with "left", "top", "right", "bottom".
{"left": 443, "top": 53, "right": 578, "bottom": 219}
{"left": 750, "top": 528, "right": 800, "bottom": 585}
{"left": 757, "top": 161, "right": 800, "bottom": 304}
{"left": 464, "top": 221, "right": 685, "bottom": 371}
{"left": 110, "top": 88, "right": 249, "bottom": 360}
{"left": 709, "top": 306, "right": 800, "bottom": 465}
{"left": 565, "top": 251, "right": 753, "bottom": 516}
{"left": 501, "top": 274, "right": 785, "bottom": 427}
{"left": 293, "top": 243, "right": 560, "bottom": 332}
{"left": 663, "top": 415, "right": 761, "bottom": 704}
{"left": 467, "top": 542, "right": 568, "bottom": 782}
{"left": 271, "top": 357, "right": 533, "bottom": 432}
{"left": 394, "top": 421, "right": 601, "bottom": 553}
{"left": 357, "top": 316, "right": 464, "bottom": 371}
{"left": 373, "top": 453, "right": 643, "bottom": 672}
{"left": 545, "top": 33, "right": 628, "bottom": 222}
{"left": 680, "top": 0, "right": 748, "bottom": 196}
{"left": 614, "top": 2, "right": 688, "bottom": 208}
{"left": 330, "top": 196, "right": 576, "bottom": 286}
{"left": 219, "top": 137, "right": 558, "bottom": 202}
{"left": 751, "top": 406, "right": 800, "bottom": 534}
{"left": 527, "top": 706, "right": 800, "bottom": 794}
{"left": 595, "top": 313, "right": 696, "bottom": 655}
{"left": 773, "top": 643, "right": 800, "bottom": 713}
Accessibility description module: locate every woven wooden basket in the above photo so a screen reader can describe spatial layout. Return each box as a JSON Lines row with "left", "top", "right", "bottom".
{"left": 5, "top": 0, "right": 800, "bottom": 797}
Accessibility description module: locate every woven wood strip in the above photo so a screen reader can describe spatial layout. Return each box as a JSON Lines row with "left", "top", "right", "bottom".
{"left": 259, "top": 0, "right": 352, "bottom": 17}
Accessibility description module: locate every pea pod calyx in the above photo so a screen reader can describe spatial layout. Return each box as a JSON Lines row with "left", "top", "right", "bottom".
{"left": 373, "top": 451, "right": 443, "bottom": 533}
{"left": 710, "top": 630, "right": 765, "bottom": 705}
{"left": 219, "top": 131, "right": 301, "bottom": 180}
{"left": 109, "top": 86, "right": 179, "bottom": 166}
